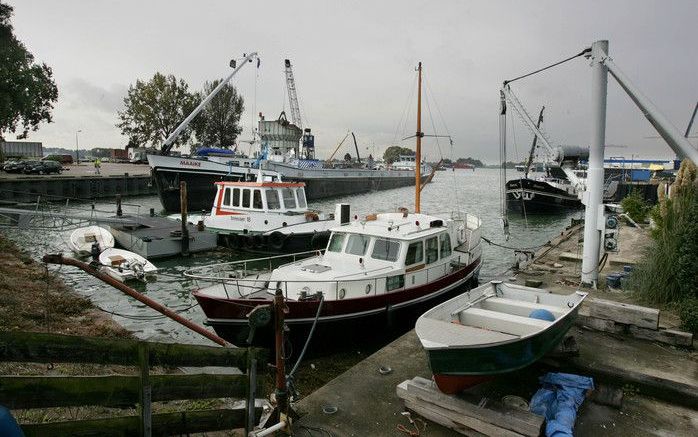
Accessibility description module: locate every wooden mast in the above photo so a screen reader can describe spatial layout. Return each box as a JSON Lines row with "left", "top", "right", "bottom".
{"left": 415, "top": 62, "right": 423, "bottom": 213}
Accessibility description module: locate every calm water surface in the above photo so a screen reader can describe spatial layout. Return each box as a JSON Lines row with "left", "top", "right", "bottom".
{"left": 2, "top": 168, "right": 581, "bottom": 345}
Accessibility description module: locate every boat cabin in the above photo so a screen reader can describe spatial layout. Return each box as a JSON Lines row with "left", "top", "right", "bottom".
{"left": 211, "top": 181, "right": 308, "bottom": 215}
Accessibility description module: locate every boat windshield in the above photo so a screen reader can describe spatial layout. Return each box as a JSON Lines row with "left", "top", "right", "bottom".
{"left": 282, "top": 188, "right": 296, "bottom": 209}
{"left": 346, "top": 234, "right": 370, "bottom": 256}
{"left": 297, "top": 188, "right": 307, "bottom": 208}
{"left": 371, "top": 239, "right": 400, "bottom": 262}
{"left": 327, "top": 233, "right": 346, "bottom": 252}
{"left": 266, "top": 189, "right": 280, "bottom": 209}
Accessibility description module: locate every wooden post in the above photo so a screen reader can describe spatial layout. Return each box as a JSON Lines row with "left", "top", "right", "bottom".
{"left": 245, "top": 349, "right": 258, "bottom": 435}
{"left": 415, "top": 61, "right": 422, "bottom": 213}
{"left": 138, "top": 342, "right": 152, "bottom": 437}
{"left": 116, "top": 194, "right": 123, "bottom": 217}
{"left": 180, "top": 181, "right": 189, "bottom": 256}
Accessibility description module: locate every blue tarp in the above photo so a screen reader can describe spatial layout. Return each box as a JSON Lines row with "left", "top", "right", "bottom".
{"left": 194, "top": 147, "right": 236, "bottom": 156}
{"left": 0, "top": 406, "right": 24, "bottom": 437}
{"left": 530, "top": 372, "right": 594, "bottom": 437}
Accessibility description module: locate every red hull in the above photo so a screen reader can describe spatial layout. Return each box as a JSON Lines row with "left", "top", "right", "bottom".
{"left": 432, "top": 374, "right": 494, "bottom": 394}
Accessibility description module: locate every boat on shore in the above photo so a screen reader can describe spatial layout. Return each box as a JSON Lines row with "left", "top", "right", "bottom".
{"left": 416, "top": 281, "right": 587, "bottom": 394}
{"left": 99, "top": 248, "right": 158, "bottom": 282}
{"left": 68, "top": 226, "right": 115, "bottom": 257}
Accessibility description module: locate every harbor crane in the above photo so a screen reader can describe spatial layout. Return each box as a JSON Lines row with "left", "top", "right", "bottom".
{"left": 284, "top": 59, "right": 315, "bottom": 159}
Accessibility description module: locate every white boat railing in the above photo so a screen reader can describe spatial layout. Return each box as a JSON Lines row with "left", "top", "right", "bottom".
{"left": 188, "top": 251, "right": 473, "bottom": 301}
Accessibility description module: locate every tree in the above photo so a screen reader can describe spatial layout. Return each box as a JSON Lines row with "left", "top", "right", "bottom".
{"left": 0, "top": 2, "right": 58, "bottom": 140}
{"left": 191, "top": 79, "right": 244, "bottom": 148}
{"left": 383, "top": 146, "right": 414, "bottom": 164}
{"left": 117, "top": 73, "right": 198, "bottom": 151}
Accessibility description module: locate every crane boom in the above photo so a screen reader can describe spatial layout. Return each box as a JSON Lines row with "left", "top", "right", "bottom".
{"left": 284, "top": 59, "right": 302, "bottom": 129}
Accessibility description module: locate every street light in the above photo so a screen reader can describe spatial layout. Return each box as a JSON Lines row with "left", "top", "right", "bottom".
{"left": 75, "top": 130, "right": 82, "bottom": 165}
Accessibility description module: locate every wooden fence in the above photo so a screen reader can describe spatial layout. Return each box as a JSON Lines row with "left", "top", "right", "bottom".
{"left": 0, "top": 331, "right": 268, "bottom": 436}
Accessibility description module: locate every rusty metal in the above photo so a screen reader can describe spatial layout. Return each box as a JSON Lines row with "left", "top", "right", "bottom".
{"left": 273, "top": 288, "right": 290, "bottom": 433}
{"left": 41, "top": 254, "right": 229, "bottom": 347}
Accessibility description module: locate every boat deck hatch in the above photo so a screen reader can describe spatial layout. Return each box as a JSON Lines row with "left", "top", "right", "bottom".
{"left": 300, "top": 264, "right": 332, "bottom": 273}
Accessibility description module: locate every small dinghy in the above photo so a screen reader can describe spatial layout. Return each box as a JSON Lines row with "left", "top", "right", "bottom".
{"left": 69, "top": 226, "right": 115, "bottom": 257}
{"left": 416, "top": 280, "right": 587, "bottom": 394}
{"left": 99, "top": 248, "right": 158, "bottom": 282}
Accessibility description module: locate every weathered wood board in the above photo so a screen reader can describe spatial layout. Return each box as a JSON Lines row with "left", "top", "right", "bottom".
{"left": 583, "top": 297, "right": 659, "bottom": 330}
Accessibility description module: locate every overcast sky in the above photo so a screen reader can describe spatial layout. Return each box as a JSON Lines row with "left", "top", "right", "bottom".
{"left": 7, "top": 0, "right": 698, "bottom": 163}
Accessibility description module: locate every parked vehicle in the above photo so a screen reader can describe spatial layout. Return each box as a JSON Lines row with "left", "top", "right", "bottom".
{"left": 23, "top": 160, "right": 63, "bottom": 175}
{"left": 3, "top": 160, "right": 31, "bottom": 173}
{"left": 43, "top": 154, "right": 74, "bottom": 164}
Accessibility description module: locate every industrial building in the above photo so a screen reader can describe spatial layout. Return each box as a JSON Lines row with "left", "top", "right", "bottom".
{"left": 0, "top": 141, "right": 43, "bottom": 159}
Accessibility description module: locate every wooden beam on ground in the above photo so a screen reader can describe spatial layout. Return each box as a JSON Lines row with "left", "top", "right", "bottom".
{"left": 583, "top": 297, "right": 659, "bottom": 330}
{"left": 0, "top": 331, "right": 267, "bottom": 370}
{"left": 20, "top": 407, "right": 262, "bottom": 437}
{"left": 397, "top": 377, "right": 543, "bottom": 437}
{"left": 0, "top": 374, "right": 250, "bottom": 409}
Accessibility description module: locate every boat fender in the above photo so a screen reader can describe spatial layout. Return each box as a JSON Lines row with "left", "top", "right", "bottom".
{"left": 252, "top": 234, "right": 264, "bottom": 248}
{"left": 225, "top": 234, "right": 240, "bottom": 249}
{"left": 529, "top": 309, "right": 556, "bottom": 322}
{"left": 243, "top": 235, "right": 256, "bottom": 249}
{"left": 269, "top": 231, "right": 287, "bottom": 250}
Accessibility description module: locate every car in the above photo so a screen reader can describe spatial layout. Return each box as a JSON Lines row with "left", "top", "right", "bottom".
{"left": 3, "top": 160, "right": 32, "bottom": 173}
{"left": 23, "top": 160, "right": 63, "bottom": 175}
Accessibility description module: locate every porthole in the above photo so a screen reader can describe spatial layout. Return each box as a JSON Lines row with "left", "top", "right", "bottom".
{"left": 365, "top": 284, "right": 372, "bottom": 294}
{"left": 338, "top": 288, "right": 346, "bottom": 299}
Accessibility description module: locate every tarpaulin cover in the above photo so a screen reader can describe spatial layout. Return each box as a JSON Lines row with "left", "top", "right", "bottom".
{"left": 530, "top": 372, "right": 594, "bottom": 437}
{"left": 0, "top": 406, "right": 24, "bottom": 437}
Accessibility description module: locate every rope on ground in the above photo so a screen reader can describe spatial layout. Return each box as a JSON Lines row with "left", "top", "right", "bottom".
{"left": 481, "top": 235, "right": 548, "bottom": 252}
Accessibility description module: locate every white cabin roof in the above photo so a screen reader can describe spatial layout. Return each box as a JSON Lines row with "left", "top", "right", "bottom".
{"left": 331, "top": 212, "right": 451, "bottom": 240}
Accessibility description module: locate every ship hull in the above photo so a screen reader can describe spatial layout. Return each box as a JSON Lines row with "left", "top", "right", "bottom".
{"left": 505, "top": 178, "right": 582, "bottom": 214}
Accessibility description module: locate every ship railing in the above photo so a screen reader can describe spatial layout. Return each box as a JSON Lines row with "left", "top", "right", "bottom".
{"left": 193, "top": 257, "right": 461, "bottom": 301}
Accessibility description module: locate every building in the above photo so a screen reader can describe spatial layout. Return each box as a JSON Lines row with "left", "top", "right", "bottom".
{"left": 0, "top": 141, "right": 43, "bottom": 160}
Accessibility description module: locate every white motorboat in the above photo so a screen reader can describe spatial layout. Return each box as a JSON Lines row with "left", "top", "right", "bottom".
{"left": 69, "top": 226, "right": 115, "bottom": 257}
{"left": 99, "top": 248, "right": 158, "bottom": 282}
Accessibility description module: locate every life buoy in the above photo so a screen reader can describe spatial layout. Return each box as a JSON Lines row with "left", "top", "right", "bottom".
{"left": 269, "top": 231, "right": 287, "bottom": 250}
{"left": 310, "top": 231, "right": 330, "bottom": 249}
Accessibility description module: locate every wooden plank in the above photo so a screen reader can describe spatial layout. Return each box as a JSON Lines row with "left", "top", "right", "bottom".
{"left": 0, "top": 331, "right": 267, "bottom": 369}
{"left": 21, "top": 407, "right": 261, "bottom": 437}
{"left": 575, "top": 314, "right": 626, "bottom": 334}
{"left": 584, "top": 298, "right": 659, "bottom": 330}
{"left": 0, "top": 374, "right": 250, "bottom": 409}
{"left": 628, "top": 326, "right": 693, "bottom": 347}
{"left": 558, "top": 252, "right": 582, "bottom": 262}
{"left": 139, "top": 342, "right": 152, "bottom": 437}
{"left": 403, "top": 377, "right": 543, "bottom": 436}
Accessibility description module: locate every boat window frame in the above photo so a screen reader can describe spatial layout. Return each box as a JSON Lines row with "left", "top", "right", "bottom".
{"left": 440, "top": 232, "right": 452, "bottom": 259}
{"left": 425, "top": 236, "right": 439, "bottom": 265}
{"left": 223, "top": 187, "right": 232, "bottom": 206}
{"left": 232, "top": 188, "right": 240, "bottom": 207}
{"left": 371, "top": 238, "right": 401, "bottom": 262}
{"left": 252, "top": 189, "right": 263, "bottom": 210}
{"left": 242, "top": 188, "right": 251, "bottom": 208}
{"left": 386, "top": 274, "right": 405, "bottom": 291}
{"left": 296, "top": 188, "right": 307, "bottom": 209}
{"left": 327, "top": 232, "right": 346, "bottom": 253}
{"left": 345, "top": 234, "right": 370, "bottom": 256}
{"left": 405, "top": 240, "right": 424, "bottom": 266}
{"left": 282, "top": 188, "right": 297, "bottom": 209}
{"left": 265, "top": 189, "right": 281, "bottom": 210}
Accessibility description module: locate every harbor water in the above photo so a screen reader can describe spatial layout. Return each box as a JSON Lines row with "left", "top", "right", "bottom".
{"left": 2, "top": 168, "right": 581, "bottom": 346}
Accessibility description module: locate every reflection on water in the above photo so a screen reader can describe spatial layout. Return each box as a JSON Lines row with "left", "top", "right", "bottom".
{"left": 2, "top": 168, "right": 581, "bottom": 345}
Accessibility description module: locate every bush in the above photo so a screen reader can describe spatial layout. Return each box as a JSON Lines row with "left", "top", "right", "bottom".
{"left": 679, "top": 298, "right": 698, "bottom": 334}
{"left": 620, "top": 190, "right": 649, "bottom": 223}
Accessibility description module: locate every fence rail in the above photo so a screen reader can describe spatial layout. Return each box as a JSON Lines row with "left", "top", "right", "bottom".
{"left": 0, "top": 330, "right": 268, "bottom": 436}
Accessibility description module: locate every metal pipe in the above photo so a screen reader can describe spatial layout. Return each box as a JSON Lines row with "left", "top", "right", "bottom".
{"left": 604, "top": 57, "right": 698, "bottom": 162}
{"left": 415, "top": 62, "right": 423, "bottom": 213}
{"left": 251, "top": 420, "right": 286, "bottom": 437}
{"left": 162, "top": 52, "right": 258, "bottom": 153}
{"left": 581, "top": 40, "right": 609, "bottom": 287}
{"left": 273, "top": 289, "right": 290, "bottom": 433}
{"left": 180, "top": 181, "right": 189, "bottom": 256}
{"left": 41, "top": 254, "right": 230, "bottom": 347}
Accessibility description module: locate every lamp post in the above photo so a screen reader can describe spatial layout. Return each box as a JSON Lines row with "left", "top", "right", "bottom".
{"left": 75, "top": 130, "right": 82, "bottom": 165}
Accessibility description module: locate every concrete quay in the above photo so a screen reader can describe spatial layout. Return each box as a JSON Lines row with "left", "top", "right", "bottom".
{"left": 0, "top": 163, "right": 155, "bottom": 204}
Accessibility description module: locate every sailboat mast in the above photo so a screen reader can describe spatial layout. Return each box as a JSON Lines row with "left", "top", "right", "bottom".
{"left": 415, "top": 62, "right": 423, "bottom": 213}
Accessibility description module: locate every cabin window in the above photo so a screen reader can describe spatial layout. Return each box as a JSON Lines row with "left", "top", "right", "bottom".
{"left": 253, "top": 189, "right": 263, "bottom": 209}
{"left": 440, "top": 233, "right": 452, "bottom": 258}
{"left": 425, "top": 237, "right": 438, "bottom": 264}
{"left": 386, "top": 274, "right": 405, "bottom": 291}
{"left": 327, "top": 233, "right": 346, "bottom": 252}
{"left": 242, "top": 189, "right": 251, "bottom": 208}
{"left": 223, "top": 187, "right": 231, "bottom": 206}
{"left": 405, "top": 241, "right": 424, "bottom": 265}
{"left": 232, "top": 188, "right": 240, "bottom": 207}
{"left": 266, "top": 189, "right": 280, "bottom": 209}
{"left": 371, "top": 239, "right": 400, "bottom": 262}
{"left": 346, "top": 234, "right": 370, "bottom": 256}
{"left": 282, "top": 188, "right": 296, "bottom": 209}
{"left": 297, "top": 188, "right": 307, "bottom": 208}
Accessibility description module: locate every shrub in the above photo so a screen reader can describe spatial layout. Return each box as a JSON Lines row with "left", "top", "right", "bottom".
{"left": 620, "top": 190, "right": 649, "bottom": 223}
{"left": 679, "top": 298, "right": 698, "bottom": 334}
